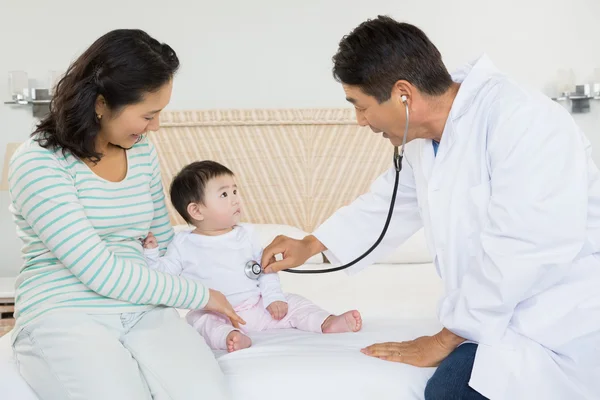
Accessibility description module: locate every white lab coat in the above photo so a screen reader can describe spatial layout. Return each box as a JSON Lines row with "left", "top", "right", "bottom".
{"left": 313, "top": 55, "right": 600, "bottom": 399}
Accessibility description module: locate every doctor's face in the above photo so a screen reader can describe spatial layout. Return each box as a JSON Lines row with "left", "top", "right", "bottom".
{"left": 343, "top": 84, "right": 411, "bottom": 147}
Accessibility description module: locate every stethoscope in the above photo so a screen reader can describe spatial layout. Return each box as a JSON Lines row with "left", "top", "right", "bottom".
{"left": 245, "top": 95, "right": 410, "bottom": 280}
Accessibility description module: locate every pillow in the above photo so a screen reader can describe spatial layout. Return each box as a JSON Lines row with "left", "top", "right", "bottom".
{"left": 376, "top": 228, "right": 433, "bottom": 264}
{"left": 172, "top": 224, "right": 324, "bottom": 264}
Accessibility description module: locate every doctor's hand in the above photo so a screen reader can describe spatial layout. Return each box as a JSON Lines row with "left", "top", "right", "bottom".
{"left": 204, "top": 289, "right": 246, "bottom": 329}
{"left": 261, "top": 235, "right": 326, "bottom": 273}
{"left": 361, "top": 328, "right": 465, "bottom": 368}
{"left": 266, "top": 301, "right": 288, "bottom": 320}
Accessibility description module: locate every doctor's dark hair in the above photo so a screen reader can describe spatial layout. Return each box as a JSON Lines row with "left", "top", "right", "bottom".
{"left": 332, "top": 16, "right": 453, "bottom": 103}
{"left": 33, "top": 29, "right": 179, "bottom": 162}
{"left": 170, "top": 161, "right": 235, "bottom": 224}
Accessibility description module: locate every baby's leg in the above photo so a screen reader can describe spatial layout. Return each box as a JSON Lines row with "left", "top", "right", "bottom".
{"left": 268, "top": 294, "right": 362, "bottom": 333}
{"left": 186, "top": 310, "right": 249, "bottom": 351}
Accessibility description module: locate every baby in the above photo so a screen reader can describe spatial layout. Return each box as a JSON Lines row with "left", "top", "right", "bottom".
{"left": 143, "top": 160, "right": 362, "bottom": 352}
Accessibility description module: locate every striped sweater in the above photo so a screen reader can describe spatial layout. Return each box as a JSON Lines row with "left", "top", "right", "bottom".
{"left": 8, "top": 137, "right": 209, "bottom": 342}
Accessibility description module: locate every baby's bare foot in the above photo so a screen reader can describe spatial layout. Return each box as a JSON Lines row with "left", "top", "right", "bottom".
{"left": 226, "top": 331, "right": 252, "bottom": 353}
{"left": 321, "top": 310, "right": 362, "bottom": 333}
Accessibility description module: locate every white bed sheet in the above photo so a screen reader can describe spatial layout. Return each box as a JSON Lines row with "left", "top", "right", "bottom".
{"left": 0, "top": 318, "right": 441, "bottom": 400}
{"left": 220, "top": 317, "right": 441, "bottom": 400}
{"left": 0, "top": 262, "right": 445, "bottom": 400}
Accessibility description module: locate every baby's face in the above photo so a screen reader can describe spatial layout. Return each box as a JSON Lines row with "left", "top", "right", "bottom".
{"left": 200, "top": 174, "right": 242, "bottom": 229}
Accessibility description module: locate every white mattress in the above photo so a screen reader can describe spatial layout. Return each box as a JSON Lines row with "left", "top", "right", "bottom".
{"left": 220, "top": 318, "right": 441, "bottom": 400}
{"left": 0, "top": 318, "right": 441, "bottom": 400}
{"left": 0, "top": 262, "right": 444, "bottom": 400}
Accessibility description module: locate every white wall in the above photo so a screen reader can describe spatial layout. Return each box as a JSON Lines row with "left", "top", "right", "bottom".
{"left": 1, "top": 0, "right": 599, "bottom": 276}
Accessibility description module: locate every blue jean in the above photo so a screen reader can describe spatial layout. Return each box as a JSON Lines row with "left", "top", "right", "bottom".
{"left": 424, "top": 343, "right": 489, "bottom": 400}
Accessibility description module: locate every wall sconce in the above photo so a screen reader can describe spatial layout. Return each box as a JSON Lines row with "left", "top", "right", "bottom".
{"left": 3, "top": 70, "right": 61, "bottom": 119}
{"left": 552, "top": 84, "right": 600, "bottom": 113}
{"left": 552, "top": 68, "right": 600, "bottom": 113}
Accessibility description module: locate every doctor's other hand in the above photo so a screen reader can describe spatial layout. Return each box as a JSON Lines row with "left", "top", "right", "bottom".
{"left": 266, "top": 301, "right": 288, "bottom": 320}
{"left": 261, "top": 235, "right": 326, "bottom": 273}
{"left": 360, "top": 328, "right": 465, "bottom": 367}
{"left": 204, "top": 289, "right": 246, "bottom": 329}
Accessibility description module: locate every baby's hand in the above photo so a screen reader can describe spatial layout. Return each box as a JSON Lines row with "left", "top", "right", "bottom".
{"left": 267, "top": 301, "right": 288, "bottom": 320}
{"left": 142, "top": 232, "right": 158, "bottom": 249}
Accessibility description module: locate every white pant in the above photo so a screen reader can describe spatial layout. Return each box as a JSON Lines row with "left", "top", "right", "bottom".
{"left": 13, "top": 307, "right": 231, "bottom": 400}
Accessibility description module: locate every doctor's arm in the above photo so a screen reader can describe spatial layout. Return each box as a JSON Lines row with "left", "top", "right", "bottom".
{"left": 439, "top": 105, "right": 588, "bottom": 345}
{"left": 262, "top": 155, "right": 422, "bottom": 274}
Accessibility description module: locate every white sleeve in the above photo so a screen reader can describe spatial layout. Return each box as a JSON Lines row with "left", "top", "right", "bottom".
{"left": 438, "top": 101, "right": 588, "bottom": 345}
{"left": 258, "top": 272, "right": 287, "bottom": 307}
{"left": 245, "top": 224, "right": 287, "bottom": 307}
{"left": 144, "top": 237, "right": 185, "bottom": 276}
{"left": 313, "top": 158, "right": 422, "bottom": 274}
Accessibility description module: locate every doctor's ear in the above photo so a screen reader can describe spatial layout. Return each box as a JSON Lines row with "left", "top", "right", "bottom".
{"left": 392, "top": 80, "right": 413, "bottom": 105}
{"left": 187, "top": 202, "right": 205, "bottom": 222}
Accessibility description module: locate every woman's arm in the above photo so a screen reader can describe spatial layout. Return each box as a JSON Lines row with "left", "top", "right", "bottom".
{"left": 9, "top": 145, "right": 208, "bottom": 310}
{"left": 147, "top": 143, "right": 175, "bottom": 254}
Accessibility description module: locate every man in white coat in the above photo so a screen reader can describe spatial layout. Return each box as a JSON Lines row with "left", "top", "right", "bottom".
{"left": 261, "top": 15, "right": 600, "bottom": 400}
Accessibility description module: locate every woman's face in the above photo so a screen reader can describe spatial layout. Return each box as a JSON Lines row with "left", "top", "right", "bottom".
{"left": 96, "top": 80, "right": 173, "bottom": 150}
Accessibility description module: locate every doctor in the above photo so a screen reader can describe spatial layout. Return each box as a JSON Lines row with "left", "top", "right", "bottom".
{"left": 261, "top": 16, "right": 600, "bottom": 400}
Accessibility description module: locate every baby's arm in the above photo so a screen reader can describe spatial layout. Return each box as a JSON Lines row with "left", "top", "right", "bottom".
{"left": 244, "top": 224, "right": 287, "bottom": 318}
{"left": 143, "top": 232, "right": 184, "bottom": 276}
{"left": 258, "top": 271, "right": 287, "bottom": 307}
{"left": 249, "top": 234, "right": 286, "bottom": 306}
{"left": 258, "top": 271, "right": 288, "bottom": 320}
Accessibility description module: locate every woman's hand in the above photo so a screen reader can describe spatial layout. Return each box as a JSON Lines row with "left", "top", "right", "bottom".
{"left": 361, "top": 328, "right": 465, "bottom": 367}
{"left": 204, "top": 289, "right": 246, "bottom": 328}
{"left": 261, "top": 235, "right": 326, "bottom": 273}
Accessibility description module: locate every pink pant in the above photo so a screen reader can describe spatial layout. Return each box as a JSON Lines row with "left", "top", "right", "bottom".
{"left": 186, "top": 294, "right": 331, "bottom": 350}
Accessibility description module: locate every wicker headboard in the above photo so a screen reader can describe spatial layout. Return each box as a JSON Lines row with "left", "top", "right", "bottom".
{"left": 153, "top": 109, "right": 391, "bottom": 232}
{"left": 1, "top": 109, "right": 392, "bottom": 232}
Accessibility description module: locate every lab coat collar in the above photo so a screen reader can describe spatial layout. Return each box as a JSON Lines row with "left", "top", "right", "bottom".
{"left": 423, "top": 54, "right": 500, "bottom": 187}
{"left": 449, "top": 53, "right": 502, "bottom": 121}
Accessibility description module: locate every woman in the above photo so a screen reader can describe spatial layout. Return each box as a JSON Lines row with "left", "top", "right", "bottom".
{"left": 9, "top": 29, "right": 242, "bottom": 400}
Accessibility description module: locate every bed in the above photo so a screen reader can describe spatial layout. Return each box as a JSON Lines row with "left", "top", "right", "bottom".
{"left": 0, "top": 108, "right": 444, "bottom": 399}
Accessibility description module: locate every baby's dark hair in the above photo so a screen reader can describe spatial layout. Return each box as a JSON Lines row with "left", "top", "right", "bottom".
{"left": 170, "top": 160, "right": 234, "bottom": 224}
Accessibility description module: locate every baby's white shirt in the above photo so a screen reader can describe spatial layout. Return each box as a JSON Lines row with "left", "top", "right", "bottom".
{"left": 144, "top": 224, "right": 286, "bottom": 308}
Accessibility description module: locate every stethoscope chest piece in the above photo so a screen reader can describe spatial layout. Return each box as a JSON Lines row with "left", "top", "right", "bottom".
{"left": 245, "top": 261, "right": 263, "bottom": 280}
